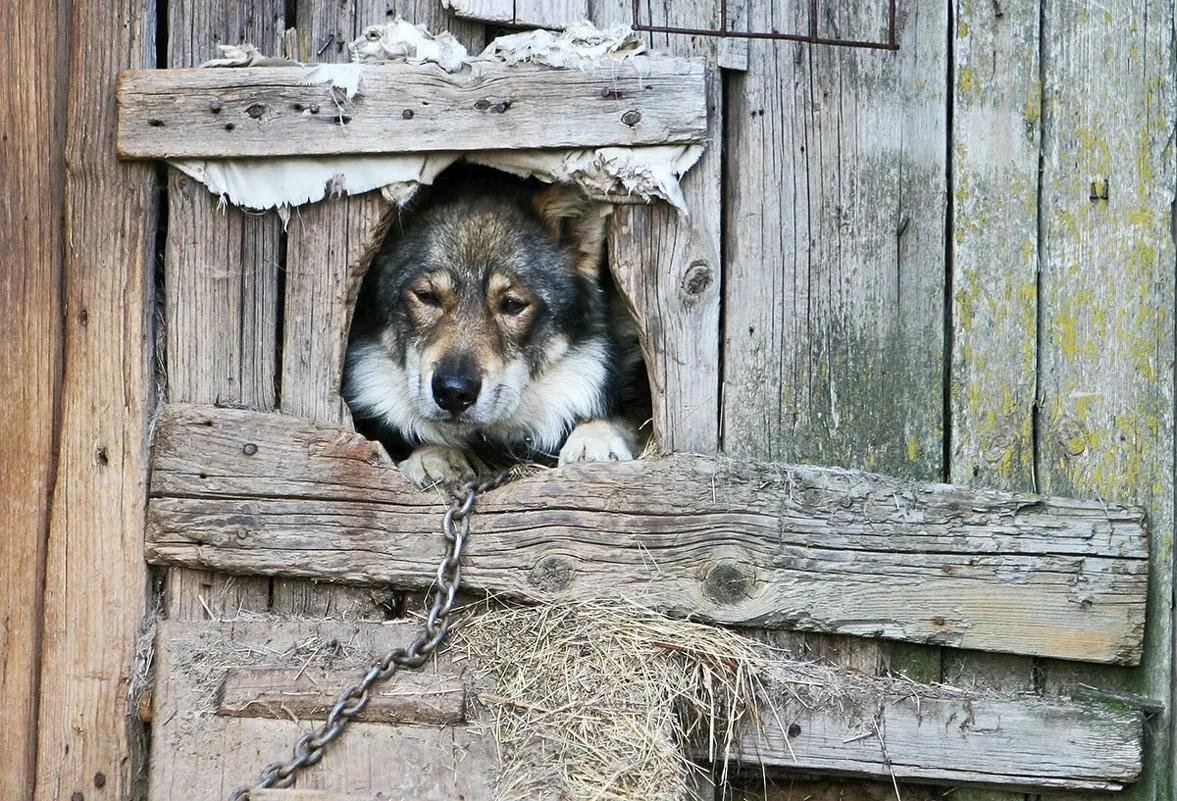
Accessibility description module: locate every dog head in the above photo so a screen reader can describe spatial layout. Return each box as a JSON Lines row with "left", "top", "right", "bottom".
{"left": 348, "top": 173, "right": 612, "bottom": 447}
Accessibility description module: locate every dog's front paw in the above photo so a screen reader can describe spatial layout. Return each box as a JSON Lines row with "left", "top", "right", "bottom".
{"left": 558, "top": 420, "right": 634, "bottom": 466}
{"left": 398, "top": 445, "right": 476, "bottom": 487}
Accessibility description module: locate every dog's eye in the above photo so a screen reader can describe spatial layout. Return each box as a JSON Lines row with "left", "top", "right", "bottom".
{"left": 414, "top": 289, "right": 441, "bottom": 307}
{"left": 499, "top": 297, "right": 529, "bottom": 316}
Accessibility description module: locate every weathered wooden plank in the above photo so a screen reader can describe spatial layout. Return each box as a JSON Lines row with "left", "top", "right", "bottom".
{"left": 218, "top": 667, "right": 466, "bottom": 724}
{"left": 150, "top": 619, "right": 497, "bottom": 801}
{"left": 280, "top": 167, "right": 393, "bottom": 426}
{"left": 606, "top": 0, "right": 722, "bottom": 453}
{"left": 145, "top": 405, "right": 1149, "bottom": 663}
{"left": 947, "top": 8, "right": 1044, "bottom": 801}
{"left": 30, "top": 0, "right": 158, "bottom": 797}
{"left": 735, "top": 683, "right": 1143, "bottom": 792}
{"left": 0, "top": 2, "right": 64, "bottom": 798}
{"left": 444, "top": 0, "right": 590, "bottom": 28}
{"left": 116, "top": 59, "right": 708, "bottom": 159}
{"left": 721, "top": 1, "right": 947, "bottom": 478}
{"left": 153, "top": 618, "right": 1143, "bottom": 795}
{"left": 719, "top": 5, "right": 949, "bottom": 797}
{"left": 161, "top": 0, "right": 286, "bottom": 621}
{"left": 1035, "top": 1, "right": 1176, "bottom": 799}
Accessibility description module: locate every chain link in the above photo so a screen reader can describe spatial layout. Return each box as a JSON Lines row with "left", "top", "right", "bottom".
{"left": 228, "top": 473, "right": 508, "bottom": 801}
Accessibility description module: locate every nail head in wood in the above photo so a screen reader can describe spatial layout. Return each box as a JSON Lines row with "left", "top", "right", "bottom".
{"left": 242, "top": 442, "right": 258, "bottom": 456}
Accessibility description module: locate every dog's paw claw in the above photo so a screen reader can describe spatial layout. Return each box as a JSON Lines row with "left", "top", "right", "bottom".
{"left": 558, "top": 420, "right": 634, "bottom": 466}
{"left": 398, "top": 445, "right": 476, "bottom": 487}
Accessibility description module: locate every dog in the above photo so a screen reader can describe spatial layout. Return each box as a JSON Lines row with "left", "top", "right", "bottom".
{"left": 343, "top": 166, "right": 648, "bottom": 487}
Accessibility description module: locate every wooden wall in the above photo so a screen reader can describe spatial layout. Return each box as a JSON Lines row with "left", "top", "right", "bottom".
{"left": 1, "top": 1, "right": 1174, "bottom": 801}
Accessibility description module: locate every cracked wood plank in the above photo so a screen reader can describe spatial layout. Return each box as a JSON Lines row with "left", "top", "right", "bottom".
{"left": 116, "top": 59, "right": 707, "bottom": 159}
{"left": 144, "top": 405, "right": 1148, "bottom": 664}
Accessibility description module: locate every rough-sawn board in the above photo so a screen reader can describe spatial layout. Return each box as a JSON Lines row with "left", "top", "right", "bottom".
{"left": 144, "top": 405, "right": 1149, "bottom": 664}
{"left": 116, "top": 59, "right": 707, "bottom": 159}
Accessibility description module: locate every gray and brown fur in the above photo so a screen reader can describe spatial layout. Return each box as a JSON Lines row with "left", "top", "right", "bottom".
{"left": 344, "top": 166, "right": 647, "bottom": 485}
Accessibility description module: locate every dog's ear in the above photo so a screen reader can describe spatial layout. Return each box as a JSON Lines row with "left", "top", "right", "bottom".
{"left": 532, "top": 183, "right": 610, "bottom": 280}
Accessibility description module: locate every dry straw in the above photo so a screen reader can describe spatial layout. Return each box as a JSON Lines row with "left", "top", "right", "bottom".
{"left": 456, "top": 598, "right": 769, "bottom": 801}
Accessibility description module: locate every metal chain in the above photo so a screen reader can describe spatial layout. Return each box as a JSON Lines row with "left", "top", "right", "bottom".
{"left": 228, "top": 472, "right": 508, "bottom": 801}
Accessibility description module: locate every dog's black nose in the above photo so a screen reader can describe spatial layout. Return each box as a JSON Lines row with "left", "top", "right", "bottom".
{"left": 432, "top": 366, "right": 481, "bottom": 415}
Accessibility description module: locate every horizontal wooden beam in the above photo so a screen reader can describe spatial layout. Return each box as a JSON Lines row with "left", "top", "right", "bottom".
{"left": 116, "top": 59, "right": 707, "bottom": 159}
{"left": 218, "top": 667, "right": 466, "bottom": 725}
{"left": 145, "top": 404, "right": 1149, "bottom": 664}
{"left": 735, "top": 682, "right": 1143, "bottom": 792}
{"left": 157, "top": 617, "right": 1143, "bottom": 794}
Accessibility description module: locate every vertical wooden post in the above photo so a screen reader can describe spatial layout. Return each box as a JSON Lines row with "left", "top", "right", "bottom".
{"left": 161, "top": 0, "right": 286, "bottom": 620}
{"left": 599, "top": 0, "right": 724, "bottom": 455}
{"left": 719, "top": 2, "right": 948, "bottom": 797}
{"left": 0, "top": 3, "right": 66, "bottom": 799}
{"left": 1036, "top": 2, "right": 1175, "bottom": 799}
{"left": 947, "top": 5, "right": 1042, "bottom": 799}
{"left": 32, "top": 0, "right": 158, "bottom": 796}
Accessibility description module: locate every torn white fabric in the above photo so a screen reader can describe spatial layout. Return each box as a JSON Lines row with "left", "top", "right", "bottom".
{"left": 300, "top": 63, "right": 365, "bottom": 99}
{"left": 170, "top": 153, "right": 460, "bottom": 210}
{"left": 349, "top": 18, "right": 469, "bottom": 72}
{"left": 475, "top": 22, "right": 645, "bottom": 69}
{"left": 171, "top": 21, "right": 703, "bottom": 215}
{"left": 200, "top": 44, "right": 300, "bottom": 68}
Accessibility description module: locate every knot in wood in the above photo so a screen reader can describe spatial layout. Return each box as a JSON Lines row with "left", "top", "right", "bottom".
{"left": 242, "top": 442, "right": 258, "bottom": 456}
{"left": 529, "top": 555, "right": 575, "bottom": 592}
{"left": 680, "top": 261, "right": 713, "bottom": 301}
{"left": 787, "top": 722, "right": 802, "bottom": 738}
{"left": 702, "top": 560, "right": 753, "bottom": 605}
{"left": 402, "top": 109, "right": 414, "bottom": 119}
{"left": 621, "top": 109, "right": 642, "bottom": 126}
{"left": 246, "top": 103, "right": 266, "bottom": 119}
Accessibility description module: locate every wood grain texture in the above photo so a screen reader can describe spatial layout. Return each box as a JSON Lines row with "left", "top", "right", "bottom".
{"left": 144, "top": 405, "right": 1149, "bottom": 663}
{"left": 721, "top": 1, "right": 947, "bottom": 478}
{"left": 606, "top": 0, "right": 723, "bottom": 454}
{"left": 31, "top": 0, "right": 158, "bottom": 796}
{"left": 444, "top": 0, "right": 590, "bottom": 28}
{"left": 161, "top": 0, "right": 287, "bottom": 621}
{"left": 117, "top": 59, "right": 708, "bottom": 159}
{"left": 0, "top": 2, "right": 65, "bottom": 798}
{"left": 947, "top": 6, "right": 1044, "bottom": 801}
{"left": 218, "top": 667, "right": 466, "bottom": 724}
{"left": 150, "top": 617, "right": 1143, "bottom": 795}
{"left": 719, "top": 5, "right": 949, "bottom": 796}
{"left": 162, "top": 0, "right": 286, "bottom": 616}
{"left": 150, "top": 619, "right": 497, "bottom": 801}
{"left": 1035, "top": 1, "right": 1176, "bottom": 799}
{"left": 733, "top": 683, "right": 1143, "bottom": 792}
{"left": 950, "top": 0, "right": 1040, "bottom": 491}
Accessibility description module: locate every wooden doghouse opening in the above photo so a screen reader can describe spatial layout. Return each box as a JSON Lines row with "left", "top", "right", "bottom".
{"left": 342, "top": 161, "right": 655, "bottom": 466}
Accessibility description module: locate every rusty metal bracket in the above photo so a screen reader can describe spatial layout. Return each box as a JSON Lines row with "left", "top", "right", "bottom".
{"left": 631, "top": 0, "right": 899, "bottom": 51}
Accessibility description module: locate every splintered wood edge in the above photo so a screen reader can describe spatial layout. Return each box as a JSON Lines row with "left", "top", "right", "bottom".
{"left": 143, "top": 404, "right": 1150, "bottom": 664}
{"left": 115, "top": 58, "right": 709, "bottom": 159}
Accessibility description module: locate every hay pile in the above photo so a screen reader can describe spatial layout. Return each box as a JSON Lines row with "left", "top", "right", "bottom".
{"left": 457, "top": 599, "right": 768, "bottom": 801}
